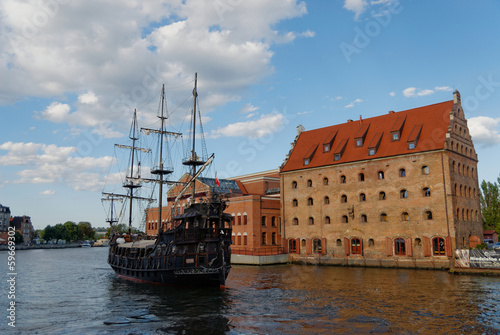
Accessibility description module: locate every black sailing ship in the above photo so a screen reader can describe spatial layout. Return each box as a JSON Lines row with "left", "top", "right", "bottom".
{"left": 102, "top": 74, "right": 232, "bottom": 287}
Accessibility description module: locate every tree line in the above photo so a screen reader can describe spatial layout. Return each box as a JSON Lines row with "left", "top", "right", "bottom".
{"left": 41, "top": 221, "right": 96, "bottom": 241}
{"left": 480, "top": 175, "right": 500, "bottom": 233}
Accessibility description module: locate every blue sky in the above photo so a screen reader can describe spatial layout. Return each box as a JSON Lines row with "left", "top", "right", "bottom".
{"left": 1, "top": 0, "right": 499, "bottom": 230}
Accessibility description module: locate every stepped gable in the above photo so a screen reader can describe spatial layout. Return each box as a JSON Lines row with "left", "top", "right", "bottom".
{"left": 281, "top": 100, "right": 453, "bottom": 172}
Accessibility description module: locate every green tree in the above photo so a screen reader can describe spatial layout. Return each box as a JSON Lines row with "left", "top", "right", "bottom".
{"left": 78, "top": 221, "right": 95, "bottom": 240}
{"left": 63, "top": 221, "right": 79, "bottom": 241}
{"left": 14, "top": 231, "right": 23, "bottom": 244}
{"left": 480, "top": 176, "right": 500, "bottom": 232}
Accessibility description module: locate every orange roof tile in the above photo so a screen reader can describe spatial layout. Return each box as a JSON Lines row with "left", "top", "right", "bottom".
{"left": 281, "top": 100, "right": 453, "bottom": 172}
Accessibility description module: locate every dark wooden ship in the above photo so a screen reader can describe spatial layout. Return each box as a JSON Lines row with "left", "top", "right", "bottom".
{"left": 103, "top": 74, "right": 232, "bottom": 287}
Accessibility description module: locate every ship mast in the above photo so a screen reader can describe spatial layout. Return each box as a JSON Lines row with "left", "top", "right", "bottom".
{"left": 124, "top": 110, "right": 142, "bottom": 234}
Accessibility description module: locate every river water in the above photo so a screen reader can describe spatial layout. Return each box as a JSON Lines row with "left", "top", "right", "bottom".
{"left": 1, "top": 247, "right": 500, "bottom": 334}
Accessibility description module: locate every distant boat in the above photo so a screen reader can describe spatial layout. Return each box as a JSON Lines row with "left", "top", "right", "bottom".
{"left": 93, "top": 238, "right": 109, "bottom": 247}
{"left": 102, "top": 74, "right": 232, "bottom": 287}
{"left": 80, "top": 241, "right": 91, "bottom": 247}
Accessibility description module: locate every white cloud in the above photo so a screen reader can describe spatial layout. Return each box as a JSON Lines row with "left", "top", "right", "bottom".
{"left": 240, "top": 103, "right": 260, "bottom": 114}
{"left": 468, "top": 116, "right": 500, "bottom": 148}
{"left": 0, "top": 141, "right": 113, "bottom": 191}
{"left": 402, "top": 86, "right": 453, "bottom": 98}
{"left": 78, "top": 91, "right": 98, "bottom": 104}
{"left": 344, "top": 0, "right": 368, "bottom": 20}
{"left": 389, "top": 91, "right": 396, "bottom": 97}
{"left": 41, "top": 190, "right": 55, "bottom": 196}
{"left": 38, "top": 102, "right": 72, "bottom": 123}
{"left": 209, "top": 113, "right": 285, "bottom": 139}
{"left": 345, "top": 98, "right": 363, "bottom": 108}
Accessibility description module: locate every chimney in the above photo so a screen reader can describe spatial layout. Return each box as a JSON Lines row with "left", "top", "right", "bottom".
{"left": 388, "top": 110, "right": 395, "bottom": 114}
{"left": 453, "top": 90, "right": 461, "bottom": 104}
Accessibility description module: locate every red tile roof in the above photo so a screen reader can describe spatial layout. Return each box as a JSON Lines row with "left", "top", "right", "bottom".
{"left": 281, "top": 100, "right": 453, "bottom": 172}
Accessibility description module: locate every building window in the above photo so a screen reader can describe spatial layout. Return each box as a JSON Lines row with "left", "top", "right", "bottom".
{"left": 369, "top": 149, "right": 376, "bottom": 156}
{"left": 324, "top": 216, "right": 331, "bottom": 224}
{"left": 425, "top": 211, "right": 433, "bottom": 220}
{"left": 272, "top": 233, "right": 276, "bottom": 245}
{"left": 323, "top": 177, "right": 329, "bottom": 185}
{"left": 392, "top": 132, "right": 400, "bottom": 141}
{"left": 408, "top": 142, "right": 416, "bottom": 150}
{"left": 422, "top": 165, "right": 429, "bottom": 175}
{"left": 433, "top": 237, "right": 445, "bottom": 255}
{"left": 292, "top": 218, "right": 299, "bottom": 225}
{"left": 262, "top": 216, "right": 266, "bottom": 226}
{"left": 307, "top": 179, "right": 312, "bottom": 187}
{"left": 271, "top": 216, "right": 276, "bottom": 227}
{"left": 401, "top": 212, "right": 409, "bottom": 221}
{"left": 359, "top": 193, "right": 366, "bottom": 202}
{"left": 400, "top": 189, "right": 408, "bottom": 199}
{"left": 342, "top": 215, "right": 349, "bottom": 223}
{"left": 355, "top": 139, "right": 363, "bottom": 147}
{"left": 289, "top": 239, "right": 297, "bottom": 253}
{"left": 380, "top": 213, "right": 387, "bottom": 222}
{"left": 369, "top": 239, "right": 375, "bottom": 247}
{"left": 394, "top": 238, "right": 406, "bottom": 255}
{"left": 308, "top": 217, "right": 314, "bottom": 225}
{"left": 351, "top": 238, "right": 362, "bottom": 254}
{"left": 340, "top": 175, "right": 346, "bottom": 183}
{"left": 323, "top": 144, "right": 330, "bottom": 152}
{"left": 308, "top": 197, "right": 314, "bottom": 206}
{"left": 336, "top": 239, "right": 342, "bottom": 246}
{"left": 341, "top": 194, "right": 348, "bottom": 203}
{"left": 423, "top": 187, "right": 431, "bottom": 197}
{"left": 378, "top": 171, "right": 384, "bottom": 179}
{"left": 359, "top": 173, "right": 365, "bottom": 181}
{"left": 399, "top": 168, "right": 406, "bottom": 177}
{"left": 360, "top": 214, "right": 367, "bottom": 223}
{"left": 303, "top": 158, "right": 310, "bottom": 165}
{"left": 379, "top": 191, "right": 386, "bottom": 200}
{"left": 324, "top": 196, "right": 330, "bottom": 204}
{"left": 313, "top": 239, "right": 322, "bottom": 253}
{"left": 244, "top": 235, "right": 247, "bottom": 245}
{"left": 262, "top": 232, "right": 267, "bottom": 245}
{"left": 244, "top": 215, "right": 247, "bottom": 225}
{"left": 237, "top": 235, "right": 242, "bottom": 245}
{"left": 292, "top": 181, "right": 297, "bottom": 189}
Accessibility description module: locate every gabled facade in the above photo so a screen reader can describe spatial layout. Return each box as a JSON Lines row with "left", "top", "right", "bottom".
{"left": 280, "top": 91, "right": 482, "bottom": 269}
{"left": 0, "top": 204, "right": 11, "bottom": 232}
{"left": 11, "top": 215, "right": 35, "bottom": 244}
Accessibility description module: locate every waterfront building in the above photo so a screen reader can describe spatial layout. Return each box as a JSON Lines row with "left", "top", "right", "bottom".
{"left": 0, "top": 204, "right": 11, "bottom": 232}
{"left": 279, "top": 91, "right": 482, "bottom": 269}
{"left": 145, "top": 170, "right": 282, "bottom": 256}
{"left": 11, "top": 215, "right": 35, "bottom": 244}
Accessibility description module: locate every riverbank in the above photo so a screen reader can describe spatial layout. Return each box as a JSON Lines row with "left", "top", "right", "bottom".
{"left": 0, "top": 243, "right": 81, "bottom": 251}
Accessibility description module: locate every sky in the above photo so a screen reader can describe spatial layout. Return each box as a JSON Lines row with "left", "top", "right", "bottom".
{"left": 1, "top": 0, "right": 499, "bottom": 230}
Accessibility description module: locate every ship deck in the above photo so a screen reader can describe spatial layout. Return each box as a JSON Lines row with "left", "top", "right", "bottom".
{"left": 118, "top": 239, "right": 157, "bottom": 248}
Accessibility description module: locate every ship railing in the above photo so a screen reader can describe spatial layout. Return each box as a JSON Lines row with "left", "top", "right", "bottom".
{"left": 174, "top": 228, "right": 232, "bottom": 242}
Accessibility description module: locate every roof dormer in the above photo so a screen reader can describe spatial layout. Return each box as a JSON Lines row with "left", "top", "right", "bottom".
{"left": 354, "top": 123, "right": 370, "bottom": 147}
{"left": 303, "top": 144, "right": 318, "bottom": 166}
{"left": 367, "top": 132, "right": 383, "bottom": 156}
{"left": 322, "top": 130, "right": 338, "bottom": 153}
{"left": 407, "top": 124, "right": 422, "bottom": 150}
{"left": 390, "top": 116, "right": 406, "bottom": 142}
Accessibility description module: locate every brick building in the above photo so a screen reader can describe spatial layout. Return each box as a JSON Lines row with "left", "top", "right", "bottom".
{"left": 0, "top": 204, "right": 11, "bottom": 232}
{"left": 11, "top": 215, "right": 35, "bottom": 244}
{"left": 145, "top": 170, "right": 282, "bottom": 256}
{"left": 279, "top": 91, "right": 482, "bottom": 269}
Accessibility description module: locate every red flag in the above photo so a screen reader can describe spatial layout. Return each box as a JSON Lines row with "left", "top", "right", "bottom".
{"left": 215, "top": 173, "right": 220, "bottom": 188}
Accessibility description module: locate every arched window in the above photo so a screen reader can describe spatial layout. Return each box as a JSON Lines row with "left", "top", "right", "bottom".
{"left": 359, "top": 193, "right": 366, "bottom": 202}
{"left": 460, "top": 185, "right": 463, "bottom": 196}
{"left": 308, "top": 217, "right": 314, "bottom": 225}
{"left": 456, "top": 208, "right": 460, "bottom": 220}
{"left": 261, "top": 232, "right": 267, "bottom": 245}
{"left": 271, "top": 232, "right": 277, "bottom": 245}
{"left": 292, "top": 218, "right": 299, "bottom": 225}
{"left": 307, "top": 179, "right": 312, "bottom": 187}
{"left": 340, "top": 175, "right": 346, "bottom": 183}
{"left": 462, "top": 208, "right": 465, "bottom": 220}
{"left": 351, "top": 238, "right": 362, "bottom": 254}
{"left": 468, "top": 187, "right": 472, "bottom": 198}
{"left": 394, "top": 238, "right": 406, "bottom": 255}
{"left": 457, "top": 163, "right": 461, "bottom": 175}
{"left": 324, "top": 196, "right": 330, "bottom": 205}
{"left": 341, "top": 194, "right": 348, "bottom": 203}
{"left": 422, "top": 166, "right": 429, "bottom": 175}
{"left": 271, "top": 216, "right": 276, "bottom": 227}
{"left": 292, "top": 181, "right": 297, "bottom": 189}
{"left": 342, "top": 215, "right": 349, "bottom": 223}
{"left": 433, "top": 237, "right": 445, "bottom": 255}
{"left": 378, "top": 171, "right": 384, "bottom": 179}
{"left": 400, "top": 189, "right": 408, "bottom": 199}
{"left": 262, "top": 216, "right": 266, "bottom": 226}
{"left": 425, "top": 211, "right": 433, "bottom": 220}
{"left": 360, "top": 214, "right": 367, "bottom": 223}
{"left": 380, "top": 213, "right": 388, "bottom": 222}
{"left": 399, "top": 168, "right": 406, "bottom": 177}
{"left": 452, "top": 161, "right": 455, "bottom": 172}
{"left": 289, "top": 239, "right": 297, "bottom": 253}
{"left": 379, "top": 191, "right": 386, "bottom": 200}
{"left": 308, "top": 197, "right": 314, "bottom": 206}
{"left": 423, "top": 187, "right": 431, "bottom": 197}
{"left": 292, "top": 199, "right": 298, "bottom": 207}
{"left": 401, "top": 212, "right": 409, "bottom": 221}
{"left": 313, "top": 239, "right": 322, "bottom": 253}
{"left": 454, "top": 183, "right": 457, "bottom": 195}
{"left": 369, "top": 239, "right": 375, "bottom": 247}
{"left": 359, "top": 173, "right": 365, "bottom": 181}
{"left": 336, "top": 239, "right": 342, "bottom": 246}
{"left": 324, "top": 216, "right": 331, "bottom": 224}
{"left": 323, "top": 177, "right": 329, "bottom": 185}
